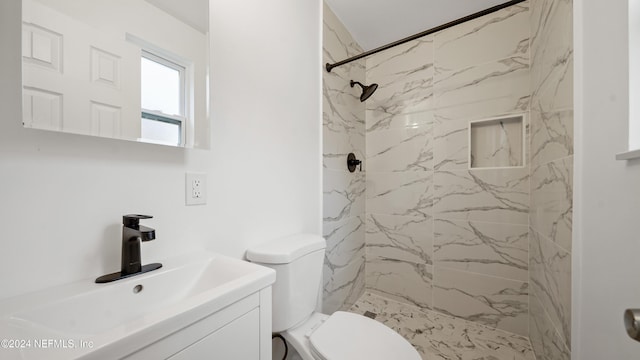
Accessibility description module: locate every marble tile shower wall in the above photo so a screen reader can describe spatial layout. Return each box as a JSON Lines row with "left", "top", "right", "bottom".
{"left": 528, "top": 0, "right": 573, "bottom": 359}
{"left": 364, "top": 2, "right": 532, "bottom": 336}
{"left": 322, "top": 4, "right": 367, "bottom": 314}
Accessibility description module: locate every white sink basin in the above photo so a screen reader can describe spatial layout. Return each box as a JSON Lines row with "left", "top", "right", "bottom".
{"left": 0, "top": 251, "right": 275, "bottom": 360}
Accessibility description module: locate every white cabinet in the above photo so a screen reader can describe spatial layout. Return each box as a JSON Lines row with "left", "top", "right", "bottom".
{"left": 125, "top": 287, "right": 272, "bottom": 360}
{"left": 169, "top": 308, "right": 259, "bottom": 359}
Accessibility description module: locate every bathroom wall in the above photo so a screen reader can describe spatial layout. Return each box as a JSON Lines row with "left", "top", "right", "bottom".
{"left": 528, "top": 0, "right": 573, "bottom": 358}
{"left": 573, "top": 0, "right": 640, "bottom": 358}
{"left": 322, "top": 3, "right": 367, "bottom": 313}
{"left": 0, "top": 0, "right": 322, "bottom": 300}
{"left": 364, "top": 2, "right": 531, "bottom": 336}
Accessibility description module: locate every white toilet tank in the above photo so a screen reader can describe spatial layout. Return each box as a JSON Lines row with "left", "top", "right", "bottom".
{"left": 246, "top": 234, "right": 326, "bottom": 333}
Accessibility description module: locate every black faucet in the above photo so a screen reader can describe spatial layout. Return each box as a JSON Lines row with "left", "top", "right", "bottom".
{"left": 122, "top": 214, "right": 156, "bottom": 274}
{"left": 95, "top": 214, "right": 162, "bottom": 283}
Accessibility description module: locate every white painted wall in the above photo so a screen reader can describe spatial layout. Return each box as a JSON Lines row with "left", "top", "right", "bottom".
{"left": 0, "top": 0, "right": 322, "bottom": 300}
{"left": 573, "top": 0, "right": 640, "bottom": 358}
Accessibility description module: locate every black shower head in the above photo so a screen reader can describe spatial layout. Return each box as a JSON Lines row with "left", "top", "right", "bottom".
{"left": 350, "top": 80, "right": 378, "bottom": 102}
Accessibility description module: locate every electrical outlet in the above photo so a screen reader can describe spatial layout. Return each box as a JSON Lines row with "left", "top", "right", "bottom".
{"left": 186, "top": 172, "right": 206, "bottom": 205}
{"left": 192, "top": 179, "right": 202, "bottom": 198}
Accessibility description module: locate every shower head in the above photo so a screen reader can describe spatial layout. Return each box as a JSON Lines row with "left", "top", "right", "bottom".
{"left": 350, "top": 80, "right": 378, "bottom": 102}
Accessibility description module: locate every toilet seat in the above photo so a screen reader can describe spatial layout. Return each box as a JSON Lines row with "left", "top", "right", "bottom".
{"left": 308, "top": 311, "right": 420, "bottom": 360}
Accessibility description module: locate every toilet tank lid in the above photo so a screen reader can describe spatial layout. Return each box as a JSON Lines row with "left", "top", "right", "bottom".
{"left": 246, "top": 234, "right": 326, "bottom": 264}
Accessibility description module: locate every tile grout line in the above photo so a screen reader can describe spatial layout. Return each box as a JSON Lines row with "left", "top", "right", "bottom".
{"left": 531, "top": 291, "right": 571, "bottom": 354}
{"left": 432, "top": 263, "right": 528, "bottom": 284}
{"left": 530, "top": 221, "right": 572, "bottom": 255}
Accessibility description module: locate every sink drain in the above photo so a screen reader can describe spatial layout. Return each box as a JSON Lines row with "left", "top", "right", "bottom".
{"left": 133, "top": 284, "right": 143, "bottom": 294}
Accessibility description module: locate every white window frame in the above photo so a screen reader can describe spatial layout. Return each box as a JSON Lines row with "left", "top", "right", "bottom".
{"left": 140, "top": 50, "right": 187, "bottom": 146}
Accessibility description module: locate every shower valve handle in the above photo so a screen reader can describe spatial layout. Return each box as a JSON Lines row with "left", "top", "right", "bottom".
{"left": 347, "top": 153, "right": 362, "bottom": 173}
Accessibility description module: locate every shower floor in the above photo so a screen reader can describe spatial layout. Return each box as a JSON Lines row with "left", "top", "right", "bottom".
{"left": 348, "top": 292, "right": 535, "bottom": 360}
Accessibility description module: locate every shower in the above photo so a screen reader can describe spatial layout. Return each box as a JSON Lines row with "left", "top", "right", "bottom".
{"left": 350, "top": 80, "right": 378, "bottom": 102}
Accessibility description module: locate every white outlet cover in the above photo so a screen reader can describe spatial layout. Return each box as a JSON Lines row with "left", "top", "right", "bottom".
{"left": 185, "top": 172, "right": 206, "bottom": 205}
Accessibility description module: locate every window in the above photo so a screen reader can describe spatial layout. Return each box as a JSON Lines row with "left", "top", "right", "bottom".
{"left": 140, "top": 51, "right": 185, "bottom": 146}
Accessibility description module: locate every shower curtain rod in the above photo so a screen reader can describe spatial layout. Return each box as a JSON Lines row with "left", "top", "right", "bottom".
{"left": 325, "top": 0, "right": 527, "bottom": 72}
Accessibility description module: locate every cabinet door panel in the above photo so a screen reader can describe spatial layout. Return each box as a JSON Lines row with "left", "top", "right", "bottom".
{"left": 169, "top": 308, "right": 260, "bottom": 360}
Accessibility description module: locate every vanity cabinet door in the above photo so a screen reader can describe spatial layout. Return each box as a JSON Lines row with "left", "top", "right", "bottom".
{"left": 123, "top": 293, "right": 262, "bottom": 360}
{"left": 168, "top": 308, "right": 260, "bottom": 360}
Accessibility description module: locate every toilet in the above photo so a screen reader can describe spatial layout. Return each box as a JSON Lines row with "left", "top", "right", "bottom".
{"left": 247, "top": 234, "right": 421, "bottom": 360}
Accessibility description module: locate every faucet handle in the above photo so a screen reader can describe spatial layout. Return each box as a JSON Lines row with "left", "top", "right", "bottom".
{"left": 123, "top": 214, "right": 153, "bottom": 227}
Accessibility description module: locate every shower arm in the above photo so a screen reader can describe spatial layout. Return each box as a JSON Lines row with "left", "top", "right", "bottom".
{"left": 325, "top": 0, "right": 527, "bottom": 73}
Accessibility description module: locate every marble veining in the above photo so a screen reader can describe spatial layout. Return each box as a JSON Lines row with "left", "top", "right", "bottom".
{"left": 530, "top": 228, "right": 571, "bottom": 347}
{"left": 366, "top": 257, "right": 433, "bottom": 309}
{"left": 323, "top": 252, "right": 366, "bottom": 313}
{"left": 365, "top": 110, "right": 433, "bottom": 133}
{"left": 434, "top": 219, "right": 528, "bottom": 281}
{"left": 325, "top": 1, "right": 573, "bottom": 357}
{"left": 324, "top": 216, "right": 365, "bottom": 271}
{"left": 530, "top": 0, "right": 573, "bottom": 113}
{"left": 435, "top": 1, "right": 530, "bottom": 72}
{"left": 322, "top": 3, "right": 366, "bottom": 313}
{"left": 322, "top": 3, "right": 362, "bottom": 63}
{"left": 366, "top": 37, "right": 435, "bottom": 131}
{"left": 434, "top": 77, "right": 529, "bottom": 126}
{"left": 367, "top": 213, "right": 433, "bottom": 265}
{"left": 528, "top": 0, "right": 573, "bottom": 358}
{"left": 366, "top": 121, "right": 433, "bottom": 172}
{"left": 350, "top": 292, "right": 535, "bottom": 360}
{"left": 529, "top": 293, "right": 571, "bottom": 360}
{"left": 433, "top": 267, "right": 529, "bottom": 336}
{"left": 434, "top": 56, "right": 529, "bottom": 111}
{"left": 322, "top": 2, "right": 366, "bottom": 170}
{"left": 530, "top": 109, "right": 573, "bottom": 167}
{"left": 434, "top": 117, "right": 469, "bottom": 171}
{"left": 530, "top": 48, "right": 572, "bottom": 113}
{"left": 323, "top": 169, "right": 365, "bottom": 223}
{"left": 434, "top": 169, "right": 529, "bottom": 225}
{"left": 322, "top": 63, "right": 365, "bottom": 170}
{"left": 530, "top": 157, "right": 573, "bottom": 251}
{"left": 362, "top": 6, "right": 534, "bottom": 334}
{"left": 470, "top": 116, "right": 524, "bottom": 168}
{"left": 367, "top": 171, "right": 433, "bottom": 218}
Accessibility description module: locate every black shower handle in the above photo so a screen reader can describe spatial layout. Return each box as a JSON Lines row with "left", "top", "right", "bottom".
{"left": 347, "top": 153, "right": 362, "bottom": 173}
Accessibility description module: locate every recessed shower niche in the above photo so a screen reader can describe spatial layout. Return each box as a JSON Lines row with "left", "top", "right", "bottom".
{"left": 469, "top": 115, "right": 525, "bottom": 169}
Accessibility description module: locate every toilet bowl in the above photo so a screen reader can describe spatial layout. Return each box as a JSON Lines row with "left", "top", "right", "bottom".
{"left": 247, "top": 234, "right": 420, "bottom": 360}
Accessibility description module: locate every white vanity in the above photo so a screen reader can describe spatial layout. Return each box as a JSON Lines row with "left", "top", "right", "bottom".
{"left": 0, "top": 252, "right": 275, "bottom": 359}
